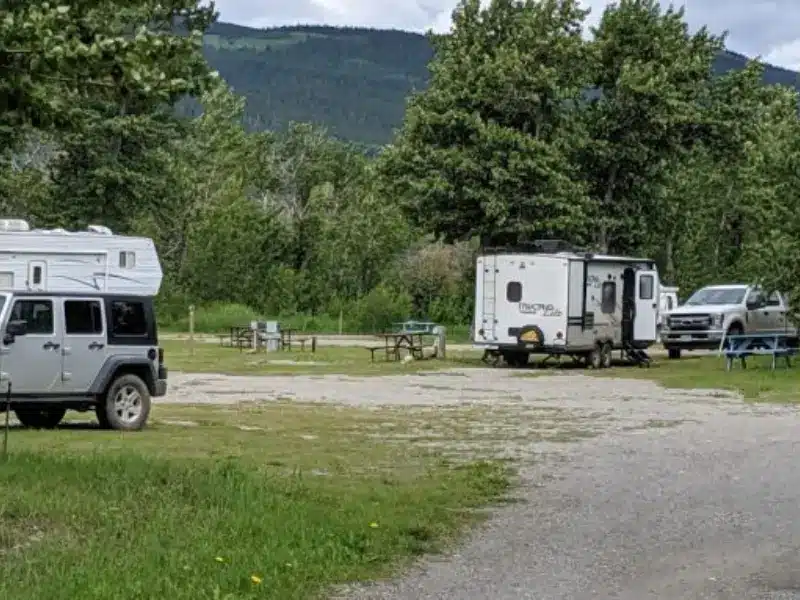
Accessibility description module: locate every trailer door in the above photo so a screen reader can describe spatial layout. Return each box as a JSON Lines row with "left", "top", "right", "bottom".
{"left": 633, "top": 270, "right": 659, "bottom": 342}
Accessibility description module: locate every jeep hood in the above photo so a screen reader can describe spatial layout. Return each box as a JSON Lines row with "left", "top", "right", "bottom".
{"left": 666, "top": 304, "right": 741, "bottom": 315}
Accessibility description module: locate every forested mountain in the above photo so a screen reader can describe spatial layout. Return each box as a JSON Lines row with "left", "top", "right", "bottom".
{"left": 194, "top": 22, "right": 800, "bottom": 145}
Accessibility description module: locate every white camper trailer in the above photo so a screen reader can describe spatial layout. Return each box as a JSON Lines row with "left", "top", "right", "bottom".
{"left": 0, "top": 219, "right": 161, "bottom": 295}
{"left": 474, "top": 241, "right": 660, "bottom": 367}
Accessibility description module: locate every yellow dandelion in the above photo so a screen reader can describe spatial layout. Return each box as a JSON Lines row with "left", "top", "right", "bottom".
{"left": 250, "top": 574, "right": 263, "bottom": 584}
{"left": 214, "top": 556, "right": 225, "bottom": 563}
{"left": 369, "top": 522, "right": 379, "bottom": 528}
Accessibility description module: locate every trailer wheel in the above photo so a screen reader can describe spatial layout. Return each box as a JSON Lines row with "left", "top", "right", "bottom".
{"left": 588, "top": 345, "right": 603, "bottom": 369}
{"left": 503, "top": 351, "right": 529, "bottom": 368}
{"left": 600, "top": 343, "right": 613, "bottom": 368}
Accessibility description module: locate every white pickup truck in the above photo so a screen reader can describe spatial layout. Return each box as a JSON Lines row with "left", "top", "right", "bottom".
{"left": 660, "top": 284, "right": 796, "bottom": 359}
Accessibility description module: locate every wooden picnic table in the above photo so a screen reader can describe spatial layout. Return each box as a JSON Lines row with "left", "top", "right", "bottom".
{"left": 367, "top": 331, "right": 430, "bottom": 362}
{"left": 723, "top": 332, "right": 798, "bottom": 370}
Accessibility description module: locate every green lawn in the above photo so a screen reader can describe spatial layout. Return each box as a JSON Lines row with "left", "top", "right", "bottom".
{"left": 161, "top": 338, "right": 483, "bottom": 376}
{"left": 587, "top": 353, "right": 800, "bottom": 402}
{"left": 0, "top": 403, "right": 510, "bottom": 600}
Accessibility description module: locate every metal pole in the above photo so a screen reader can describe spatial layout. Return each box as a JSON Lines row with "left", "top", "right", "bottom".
{"left": 3, "top": 382, "right": 11, "bottom": 461}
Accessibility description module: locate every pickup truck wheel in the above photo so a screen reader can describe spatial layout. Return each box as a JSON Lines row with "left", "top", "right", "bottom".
{"left": 724, "top": 324, "right": 743, "bottom": 350}
{"left": 14, "top": 406, "right": 66, "bottom": 429}
{"left": 101, "top": 374, "right": 151, "bottom": 431}
{"left": 668, "top": 348, "right": 681, "bottom": 360}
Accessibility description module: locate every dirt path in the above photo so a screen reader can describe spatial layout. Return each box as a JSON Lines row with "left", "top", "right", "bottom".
{"left": 163, "top": 368, "right": 799, "bottom": 599}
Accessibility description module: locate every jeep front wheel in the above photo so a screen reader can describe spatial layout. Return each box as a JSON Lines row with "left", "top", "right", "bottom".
{"left": 15, "top": 406, "right": 66, "bottom": 429}
{"left": 101, "top": 374, "right": 151, "bottom": 431}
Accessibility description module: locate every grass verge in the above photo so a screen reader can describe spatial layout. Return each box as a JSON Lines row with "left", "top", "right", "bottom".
{"left": 587, "top": 353, "right": 800, "bottom": 402}
{"left": 0, "top": 403, "right": 510, "bottom": 600}
{"left": 161, "top": 339, "right": 482, "bottom": 376}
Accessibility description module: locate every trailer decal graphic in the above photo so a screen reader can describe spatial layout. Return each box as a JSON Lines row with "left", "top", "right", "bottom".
{"left": 519, "top": 302, "right": 563, "bottom": 317}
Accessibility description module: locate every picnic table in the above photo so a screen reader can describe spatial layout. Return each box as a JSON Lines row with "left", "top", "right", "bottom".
{"left": 722, "top": 332, "right": 798, "bottom": 370}
{"left": 218, "top": 326, "right": 253, "bottom": 350}
{"left": 366, "top": 331, "right": 429, "bottom": 362}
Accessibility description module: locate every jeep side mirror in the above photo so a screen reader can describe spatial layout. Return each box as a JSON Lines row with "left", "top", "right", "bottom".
{"left": 4, "top": 319, "right": 27, "bottom": 344}
{"left": 746, "top": 300, "right": 760, "bottom": 310}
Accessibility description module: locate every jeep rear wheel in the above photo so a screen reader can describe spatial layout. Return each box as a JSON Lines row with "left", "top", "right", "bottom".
{"left": 101, "top": 374, "right": 151, "bottom": 431}
{"left": 15, "top": 406, "right": 66, "bottom": 429}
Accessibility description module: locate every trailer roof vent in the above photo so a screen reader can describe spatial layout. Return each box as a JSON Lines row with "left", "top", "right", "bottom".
{"left": 87, "top": 224, "right": 113, "bottom": 235}
{"left": 0, "top": 219, "right": 30, "bottom": 232}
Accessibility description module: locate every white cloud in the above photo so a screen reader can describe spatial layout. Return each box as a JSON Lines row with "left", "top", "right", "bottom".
{"left": 214, "top": 0, "right": 800, "bottom": 70}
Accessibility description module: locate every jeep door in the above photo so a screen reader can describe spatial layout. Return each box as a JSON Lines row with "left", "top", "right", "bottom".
{"left": 60, "top": 298, "right": 107, "bottom": 393}
{"left": 1, "top": 297, "right": 62, "bottom": 394}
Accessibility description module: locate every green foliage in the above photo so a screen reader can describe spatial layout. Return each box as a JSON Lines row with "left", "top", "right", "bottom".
{"left": 3, "top": 4, "right": 800, "bottom": 328}
{"left": 378, "top": 0, "right": 594, "bottom": 246}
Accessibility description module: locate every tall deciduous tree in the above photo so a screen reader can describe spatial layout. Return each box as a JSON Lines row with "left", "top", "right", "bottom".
{"left": 0, "top": 1, "right": 216, "bottom": 149}
{"left": 581, "top": 0, "right": 724, "bottom": 254}
{"left": 378, "top": 0, "right": 594, "bottom": 247}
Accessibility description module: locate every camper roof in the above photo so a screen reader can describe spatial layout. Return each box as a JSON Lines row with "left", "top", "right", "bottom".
{"left": 480, "top": 239, "right": 653, "bottom": 263}
{"left": 0, "top": 219, "right": 162, "bottom": 296}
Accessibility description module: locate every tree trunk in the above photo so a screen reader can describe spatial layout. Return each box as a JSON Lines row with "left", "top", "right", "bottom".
{"left": 597, "top": 165, "right": 619, "bottom": 254}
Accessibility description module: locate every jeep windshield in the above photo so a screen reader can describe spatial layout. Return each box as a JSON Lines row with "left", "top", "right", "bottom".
{"left": 684, "top": 287, "right": 747, "bottom": 306}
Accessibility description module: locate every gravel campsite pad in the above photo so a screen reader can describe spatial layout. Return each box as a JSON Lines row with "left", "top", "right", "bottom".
{"left": 164, "top": 368, "right": 800, "bottom": 599}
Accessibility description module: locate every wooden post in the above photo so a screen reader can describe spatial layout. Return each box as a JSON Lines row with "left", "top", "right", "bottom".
{"left": 435, "top": 326, "right": 446, "bottom": 359}
{"left": 188, "top": 305, "right": 195, "bottom": 356}
{"left": 338, "top": 309, "right": 343, "bottom": 335}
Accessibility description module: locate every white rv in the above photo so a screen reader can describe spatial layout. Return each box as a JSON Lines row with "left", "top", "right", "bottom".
{"left": 473, "top": 241, "right": 660, "bottom": 367}
{"left": 0, "top": 219, "right": 161, "bottom": 295}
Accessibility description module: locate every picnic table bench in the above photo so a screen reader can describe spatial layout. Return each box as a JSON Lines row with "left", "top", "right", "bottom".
{"left": 366, "top": 331, "right": 429, "bottom": 362}
{"left": 722, "top": 332, "right": 798, "bottom": 370}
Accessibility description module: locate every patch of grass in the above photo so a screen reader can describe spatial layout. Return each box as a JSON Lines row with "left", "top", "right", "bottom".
{"left": 590, "top": 354, "right": 800, "bottom": 402}
{"left": 161, "top": 339, "right": 483, "bottom": 376}
{"left": 0, "top": 403, "right": 511, "bottom": 600}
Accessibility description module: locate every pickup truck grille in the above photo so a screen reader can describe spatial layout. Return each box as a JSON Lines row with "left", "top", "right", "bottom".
{"left": 668, "top": 314, "right": 712, "bottom": 330}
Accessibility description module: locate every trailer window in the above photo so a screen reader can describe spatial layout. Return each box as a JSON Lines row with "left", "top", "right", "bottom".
{"left": 601, "top": 281, "right": 616, "bottom": 314}
{"left": 506, "top": 281, "right": 522, "bottom": 302}
{"left": 10, "top": 299, "right": 53, "bottom": 334}
{"left": 119, "top": 251, "right": 136, "bottom": 268}
{"left": 32, "top": 266, "right": 41, "bottom": 285}
{"left": 639, "top": 274, "right": 654, "bottom": 300}
{"left": 65, "top": 300, "right": 103, "bottom": 334}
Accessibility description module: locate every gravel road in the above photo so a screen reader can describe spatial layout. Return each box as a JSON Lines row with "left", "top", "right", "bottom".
{"left": 164, "top": 368, "right": 800, "bottom": 599}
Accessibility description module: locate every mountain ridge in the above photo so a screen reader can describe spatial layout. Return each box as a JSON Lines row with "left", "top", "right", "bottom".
{"left": 195, "top": 22, "right": 800, "bottom": 145}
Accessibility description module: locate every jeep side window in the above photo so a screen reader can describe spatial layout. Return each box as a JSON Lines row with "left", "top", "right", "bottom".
{"left": 65, "top": 300, "right": 103, "bottom": 334}
{"left": 11, "top": 299, "right": 53, "bottom": 334}
{"left": 601, "top": 281, "right": 616, "bottom": 314}
{"left": 110, "top": 300, "right": 147, "bottom": 336}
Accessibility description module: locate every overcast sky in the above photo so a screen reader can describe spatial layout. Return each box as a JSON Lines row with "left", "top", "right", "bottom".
{"left": 214, "top": 0, "right": 800, "bottom": 70}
